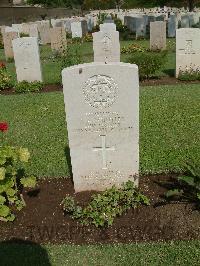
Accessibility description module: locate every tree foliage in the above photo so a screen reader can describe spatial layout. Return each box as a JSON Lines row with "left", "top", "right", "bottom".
{"left": 27, "top": 0, "right": 84, "bottom": 8}
{"left": 27, "top": 0, "right": 200, "bottom": 11}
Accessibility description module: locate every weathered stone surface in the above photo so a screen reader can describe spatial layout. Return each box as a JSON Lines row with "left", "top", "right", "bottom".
{"left": 168, "top": 14, "right": 178, "bottom": 37}
{"left": 135, "top": 17, "right": 146, "bottom": 39}
{"left": 62, "top": 62, "right": 139, "bottom": 192}
{"left": 92, "top": 23, "right": 120, "bottom": 63}
{"left": 150, "top": 21, "right": 166, "bottom": 50}
{"left": 181, "top": 15, "right": 190, "bottom": 28}
{"left": 37, "top": 21, "right": 51, "bottom": 44}
{"left": 3, "top": 31, "right": 18, "bottom": 60}
{"left": 50, "top": 27, "right": 67, "bottom": 53}
{"left": 12, "top": 37, "right": 43, "bottom": 82}
{"left": 176, "top": 28, "right": 200, "bottom": 77}
{"left": 71, "top": 21, "right": 88, "bottom": 38}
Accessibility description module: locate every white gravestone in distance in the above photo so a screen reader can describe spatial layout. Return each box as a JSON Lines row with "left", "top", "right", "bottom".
{"left": 3, "top": 31, "right": 18, "bottom": 60}
{"left": 150, "top": 21, "right": 166, "bottom": 50}
{"left": 92, "top": 23, "right": 120, "bottom": 63}
{"left": 62, "top": 62, "right": 139, "bottom": 192}
{"left": 12, "top": 37, "right": 43, "bottom": 82}
{"left": 176, "top": 28, "right": 200, "bottom": 77}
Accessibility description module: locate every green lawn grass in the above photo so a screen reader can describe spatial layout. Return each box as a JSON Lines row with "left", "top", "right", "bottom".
{"left": 0, "top": 38, "right": 199, "bottom": 264}
{"left": 0, "top": 84, "right": 199, "bottom": 177}
{"left": 1, "top": 240, "right": 200, "bottom": 266}
{"left": 0, "top": 38, "right": 176, "bottom": 85}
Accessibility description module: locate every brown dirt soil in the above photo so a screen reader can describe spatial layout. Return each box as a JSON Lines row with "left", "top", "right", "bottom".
{"left": 1, "top": 77, "right": 200, "bottom": 95}
{"left": 141, "top": 76, "right": 200, "bottom": 86}
{"left": 0, "top": 174, "right": 199, "bottom": 245}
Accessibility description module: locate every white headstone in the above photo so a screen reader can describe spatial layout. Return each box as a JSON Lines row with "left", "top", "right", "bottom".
{"left": 181, "top": 15, "right": 190, "bottom": 28}
{"left": 176, "top": 28, "right": 200, "bottom": 77}
{"left": 150, "top": 21, "right": 166, "bottom": 50}
{"left": 168, "top": 14, "right": 178, "bottom": 37}
{"left": 71, "top": 21, "right": 88, "bottom": 38}
{"left": 62, "top": 62, "right": 139, "bottom": 192}
{"left": 12, "top": 37, "right": 43, "bottom": 82}
{"left": 135, "top": 17, "right": 146, "bottom": 39}
{"left": 92, "top": 23, "right": 120, "bottom": 63}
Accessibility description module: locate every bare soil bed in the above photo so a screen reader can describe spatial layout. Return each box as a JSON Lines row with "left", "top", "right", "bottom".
{"left": 0, "top": 174, "right": 199, "bottom": 245}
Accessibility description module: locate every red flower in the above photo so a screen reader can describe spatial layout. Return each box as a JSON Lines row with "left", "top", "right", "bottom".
{"left": 0, "top": 62, "right": 6, "bottom": 69}
{"left": 0, "top": 122, "right": 8, "bottom": 132}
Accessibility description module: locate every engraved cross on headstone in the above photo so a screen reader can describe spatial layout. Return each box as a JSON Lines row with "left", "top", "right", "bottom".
{"left": 93, "top": 135, "right": 115, "bottom": 169}
{"left": 179, "top": 40, "right": 195, "bottom": 55}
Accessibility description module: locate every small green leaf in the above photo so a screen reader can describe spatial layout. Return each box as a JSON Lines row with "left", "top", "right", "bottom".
{"left": 0, "top": 205, "right": 10, "bottom": 218}
{"left": 20, "top": 176, "right": 36, "bottom": 188}
{"left": 166, "top": 189, "right": 183, "bottom": 198}
{"left": 0, "top": 195, "right": 6, "bottom": 205}
{"left": 178, "top": 175, "right": 195, "bottom": 186}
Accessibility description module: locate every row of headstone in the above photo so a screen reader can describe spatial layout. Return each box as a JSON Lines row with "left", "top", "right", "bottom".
{"left": 176, "top": 28, "right": 200, "bottom": 78}
{"left": 62, "top": 20, "right": 139, "bottom": 192}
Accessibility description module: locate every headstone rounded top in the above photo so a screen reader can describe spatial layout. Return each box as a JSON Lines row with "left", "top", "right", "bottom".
{"left": 104, "top": 15, "right": 114, "bottom": 23}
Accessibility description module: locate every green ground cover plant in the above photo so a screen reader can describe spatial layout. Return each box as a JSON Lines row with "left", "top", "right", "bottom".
{"left": 62, "top": 181, "right": 150, "bottom": 227}
{"left": 166, "top": 162, "right": 200, "bottom": 206}
{"left": 14, "top": 81, "right": 43, "bottom": 93}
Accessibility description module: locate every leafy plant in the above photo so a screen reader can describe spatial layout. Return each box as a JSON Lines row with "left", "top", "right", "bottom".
{"left": 14, "top": 81, "right": 43, "bottom": 93}
{"left": 0, "top": 62, "right": 13, "bottom": 90}
{"left": 61, "top": 181, "right": 150, "bottom": 227}
{"left": 0, "top": 145, "right": 36, "bottom": 222}
{"left": 60, "top": 43, "right": 82, "bottom": 69}
{"left": 178, "top": 69, "right": 200, "bottom": 81}
{"left": 71, "top": 37, "right": 82, "bottom": 44}
{"left": 0, "top": 32, "right": 4, "bottom": 49}
{"left": 127, "top": 51, "right": 167, "bottom": 80}
{"left": 82, "top": 33, "right": 93, "bottom": 42}
{"left": 166, "top": 162, "right": 200, "bottom": 206}
{"left": 121, "top": 43, "right": 147, "bottom": 54}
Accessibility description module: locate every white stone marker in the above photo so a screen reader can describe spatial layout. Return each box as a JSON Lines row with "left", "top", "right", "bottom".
{"left": 62, "top": 62, "right": 139, "bottom": 192}
{"left": 3, "top": 31, "right": 18, "bottom": 60}
{"left": 176, "top": 28, "right": 200, "bottom": 78}
{"left": 92, "top": 23, "right": 120, "bottom": 63}
{"left": 150, "top": 21, "right": 166, "bottom": 50}
{"left": 12, "top": 37, "right": 42, "bottom": 82}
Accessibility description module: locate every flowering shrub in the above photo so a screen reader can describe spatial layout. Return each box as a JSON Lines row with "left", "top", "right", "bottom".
{"left": 0, "top": 62, "right": 13, "bottom": 90}
{"left": 82, "top": 33, "right": 93, "bottom": 42}
{"left": 0, "top": 122, "right": 8, "bottom": 133}
{"left": 0, "top": 122, "right": 36, "bottom": 222}
{"left": 14, "top": 80, "right": 43, "bottom": 93}
{"left": 127, "top": 51, "right": 167, "bottom": 80}
{"left": 121, "top": 44, "right": 147, "bottom": 54}
{"left": 0, "top": 33, "right": 3, "bottom": 49}
{"left": 178, "top": 68, "right": 200, "bottom": 81}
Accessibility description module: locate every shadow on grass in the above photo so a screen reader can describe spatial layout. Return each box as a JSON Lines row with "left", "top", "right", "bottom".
{"left": 64, "top": 145, "right": 73, "bottom": 180}
{"left": 163, "top": 69, "right": 175, "bottom": 77}
{"left": 0, "top": 239, "right": 51, "bottom": 266}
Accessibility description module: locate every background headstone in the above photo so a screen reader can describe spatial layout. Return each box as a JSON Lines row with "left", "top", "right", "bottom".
{"left": 93, "top": 23, "right": 120, "bottom": 63}
{"left": 168, "top": 14, "right": 178, "bottom": 37}
{"left": 12, "top": 37, "right": 43, "bottom": 82}
{"left": 176, "top": 28, "right": 200, "bottom": 77}
{"left": 3, "top": 31, "right": 18, "bottom": 60}
{"left": 150, "top": 21, "right": 166, "bottom": 50}
{"left": 50, "top": 27, "right": 67, "bottom": 53}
